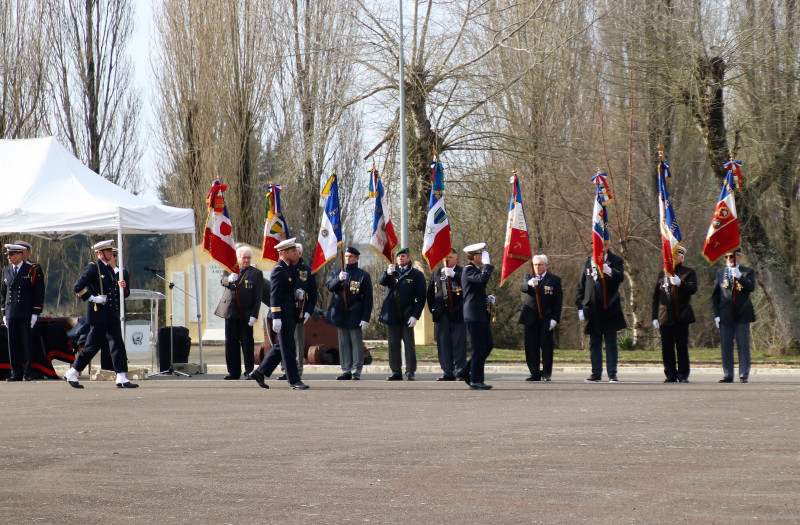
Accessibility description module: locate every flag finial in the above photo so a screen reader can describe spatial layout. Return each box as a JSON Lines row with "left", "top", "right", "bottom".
{"left": 658, "top": 140, "right": 664, "bottom": 160}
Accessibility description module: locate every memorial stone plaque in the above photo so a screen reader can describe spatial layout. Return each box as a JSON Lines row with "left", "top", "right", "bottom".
{"left": 205, "top": 262, "right": 226, "bottom": 331}
{"left": 172, "top": 271, "right": 186, "bottom": 326}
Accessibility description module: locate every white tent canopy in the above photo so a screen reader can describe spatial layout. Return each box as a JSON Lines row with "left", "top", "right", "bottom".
{"left": 0, "top": 136, "right": 204, "bottom": 370}
{"left": 0, "top": 136, "right": 194, "bottom": 237}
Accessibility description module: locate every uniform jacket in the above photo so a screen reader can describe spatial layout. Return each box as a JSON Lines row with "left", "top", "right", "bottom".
{"left": 213, "top": 265, "right": 263, "bottom": 321}
{"left": 325, "top": 263, "right": 373, "bottom": 329}
{"left": 293, "top": 258, "right": 318, "bottom": 321}
{"left": 462, "top": 262, "right": 494, "bottom": 324}
{"left": 267, "top": 259, "right": 297, "bottom": 322}
{"left": 575, "top": 251, "right": 627, "bottom": 335}
{"left": 378, "top": 264, "right": 427, "bottom": 325}
{"left": 74, "top": 259, "right": 123, "bottom": 324}
{"left": 651, "top": 263, "right": 697, "bottom": 326}
{"left": 518, "top": 271, "right": 563, "bottom": 326}
{"left": 426, "top": 264, "right": 464, "bottom": 323}
{"left": 2, "top": 261, "right": 44, "bottom": 318}
{"left": 711, "top": 265, "right": 756, "bottom": 325}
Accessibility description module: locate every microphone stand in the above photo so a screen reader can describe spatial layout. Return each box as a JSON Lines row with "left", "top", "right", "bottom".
{"left": 145, "top": 268, "right": 192, "bottom": 378}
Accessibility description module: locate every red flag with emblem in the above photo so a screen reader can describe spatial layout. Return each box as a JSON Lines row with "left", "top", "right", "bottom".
{"left": 202, "top": 178, "right": 237, "bottom": 272}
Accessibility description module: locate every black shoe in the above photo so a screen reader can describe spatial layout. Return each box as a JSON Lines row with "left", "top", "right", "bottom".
{"left": 542, "top": 376, "right": 551, "bottom": 382}
{"left": 664, "top": 377, "right": 678, "bottom": 383}
{"left": 739, "top": 377, "right": 749, "bottom": 383}
{"left": 116, "top": 382, "right": 139, "bottom": 388}
{"left": 469, "top": 382, "right": 493, "bottom": 390}
{"left": 223, "top": 374, "right": 240, "bottom": 380}
{"left": 585, "top": 375, "right": 602, "bottom": 382}
{"left": 290, "top": 382, "right": 309, "bottom": 390}
{"left": 678, "top": 378, "right": 690, "bottom": 383}
{"left": 244, "top": 372, "right": 254, "bottom": 380}
{"left": 455, "top": 369, "right": 470, "bottom": 383}
{"left": 386, "top": 373, "right": 403, "bottom": 381}
{"left": 525, "top": 375, "right": 541, "bottom": 382}
{"left": 250, "top": 370, "right": 268, "bottom": 389}
{"left": 336, "top": 372, "right": 352, "bottom": 380}
{"left": 608, "top": 376, "right": 618, "bottom": 383}
{"left": 6, "top": 375, "right": 23, "bottom": 382}
{"left": 23, "top": 376, "right": 32, "bottom": 382}
{"left": 719, "top": 377, "right": 733, "bottom": 383}
{"left": 276, "top": 374, "right": 287, "bottom": 381}
{"left": 65, "top": 379, "right": 84, "bottom": 389}
{"left": 437, "top": 375, "right": 456, "bottom": 381}
{"left": 406, "top": 372, "right": 415, "bottom": 381}
{"left": 352, "top": 375, "right": 360, "bottom": 381}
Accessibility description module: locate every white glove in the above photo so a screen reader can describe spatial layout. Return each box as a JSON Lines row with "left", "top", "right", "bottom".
{"left": 578, "top": 309, "right": 585, "bottom": 322}
{"left": 670, "top": 275, "right": 681, "bottom": 286}
{"left": 549, "top": 319, "right": 557, "bottom": 331}
{"left": 407, "top": 316, "right": 418, "bottom": 328}
{"left": 603, "top": 263, "right": 612, "bottom": 276}
{"left": 359, "top": 320, "right": 369, "bottom": 330}
{"left": 31, "top": 315, "right": 37, "bottom": 328}
{"left": 338, "top": 271, "right": 347, "bottom": 281}
{"left": 294, "top": 289, "right": 305, "bottom": 299}
{"left": 2, "top": 316, "right": 7, "bottom": 326}
{"left": 272, "top": 319, "right": 282, "bottom": 332}
{"left": 487, "top": 294, "right": 496, "bottom": 305}
{"left": 714, "top": 317, "right": 720, "bottom": 328}
{"left": 528, "top": 276, "right": 539, "bottom": 287}
{"left": 652, "top": 319, "right": 659, "bottom": 329}
{"left": 303, "top": 312, "right": 311, "bottom": 324}
{"left": 248, "top": 316, "right": 257, "bottom": 327}
{"left": 732, "top": 267, "right": 742, "bottom": 279}
{"left": 386, "top": 264, "right": 395, "bottom": 275}
{"left": 89, "top": 295, "right": 107, "bottom": 304}
{"left": 481, "top": 251, "right": 490, "bottom": 265}
{"left": 227, "top": 273, "right": 238, "bottom": 283}
{"left": 444, "top": 267, "right": 456, "bottom": 278}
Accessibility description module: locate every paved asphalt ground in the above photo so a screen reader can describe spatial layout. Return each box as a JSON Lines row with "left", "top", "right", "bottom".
{"left": 1, "top": 348, "right": 799, "bottom": 524}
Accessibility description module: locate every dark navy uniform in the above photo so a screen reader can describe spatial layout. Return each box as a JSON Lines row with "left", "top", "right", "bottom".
{"left": 256, "top": 259, "right": 301, "bottom": 384}
{"left": 426, "top": 264, "right": 466, "bottom": 378}
{"left": 379, "top": 264, "right": 426, "bottom": 378}
{"left": 712, "top": 262, "right": 756, "bottom": 381}
{"left": 72, "top": 259, "right": 129, "bottom": 373}
{"left": 325, "top": 262, "right": 373, "bottom": 377}
{"left": 461, "top": 261, "right": 494, "bottom": 385}
{"left": 214, "top": 265, "right": 262, "bottom": 378}
{"left": 2, "top": 261, "right": 45, "bottom": 379}
{"left": 652, "top": 263, "right": 697, "bottom": 381}
{"left": 518, "top": 271, "right": 563, "bottom": 380}
{"left": 292, "top": 257, "right": 318, "bottom": 375}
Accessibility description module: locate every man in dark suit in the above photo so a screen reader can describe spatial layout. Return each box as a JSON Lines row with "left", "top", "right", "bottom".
{"left": 518, "top": 254, "right": 563, "bottom": 382}
{"left": 325, "top": 246, "right": 372, "bottom": 380}
{"left": 711, "top": 249, "right": 756, "bottom": 383}
{"left": 426, "top": 250, "right": 465, "bottom": 381}
{"left": 457, "top": 243, "right": 495, "bottom": 390}
{"left": 379, "top": 247, "right": 427, "bottom": 381}
{"left": 214, "top": 245, "right": 262, "bottom": 380}
{"left": 65, "top": 240, "right": 137, "bottom": 388}
{"left": 2, "top": 243, "right": 45, "bottom": 381}
{"left": 277, "top": 243, "right": 317, "bottom": 380}
{"left": 251, "top": 238, "right": 309, "bottom": 390}
{"left": 576, "top": 245, "right": 626, "bottom": 382}
{"left": 651, "top": 245, "right": 697, "bottom": 383}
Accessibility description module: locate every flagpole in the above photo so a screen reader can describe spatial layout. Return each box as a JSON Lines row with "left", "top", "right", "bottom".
{"left": 398, "top": 0, "right": 409, "bottom": 248}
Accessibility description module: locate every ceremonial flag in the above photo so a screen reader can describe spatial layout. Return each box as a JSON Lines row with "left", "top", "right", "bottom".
{"left": 311, "top": 172, "right": 342, "bottom": 274}
{"left": 658, "top": 160, "right": 683, "bottom": 277}
{"left": 500, "top": 173, "right": 532, "bottom": 285}
{"left": 702, "top": 160, "right": 743, "bottom": 264}
{"left": 261, "top": 184, "right": 291, "bottom": 265}
{"left": 591, "top": 170, "right": 613, "bottom": 273}
{"left": 422, "top": 160, "right": 452, "bottom": 269}
{"left": 202, "top": 178, "right": 237, "bottom": 272}
{"left": 368, "top": 166, "right": 398, "bottom": 263}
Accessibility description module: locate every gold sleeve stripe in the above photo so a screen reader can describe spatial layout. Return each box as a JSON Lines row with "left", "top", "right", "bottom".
{"left": 76, "top": 287, "right": 88, "bottom": 297}
{"left": 270, "top": 307, "right": 282, "bottom": 312}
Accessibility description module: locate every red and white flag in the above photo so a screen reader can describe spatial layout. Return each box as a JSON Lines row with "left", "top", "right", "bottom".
{"left": 368, "top": 166, "right": 398, "bottom": 263}
{"left": 261, "top": 184, "right": 291, "bottom": 265}
{"left": 702, "top": 160, "right": 743, "bottom": 264}
{"left": 422, "top": 160, "right": 452, "bottom": 270}
{"left": 500, "top": 173, "right": 532, "bottom": 285}
{"left": 202, "top": 178, "right": 237, "bottom": 272}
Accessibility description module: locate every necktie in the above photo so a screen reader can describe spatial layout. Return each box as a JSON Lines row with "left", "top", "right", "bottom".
{"left": 13, "top": 265, "right": 18, "bottom": 276}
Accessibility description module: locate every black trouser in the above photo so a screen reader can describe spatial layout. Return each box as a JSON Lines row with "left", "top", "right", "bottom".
{"left": 659, "top": 323, "right": 690, "bottom": 380}
{"left": 7, "top": 317, "right": 34, "bottom": 377}
{"left": 465, "top": 320, "right": 494, "bottom": 384}
{"left": 73, "top": 322, "right": 128, "bottom": 373}
{"left": 257, "top": 316, "right": 299, "bottom": 385}
{"left": 524, "top": 320, "right": 553, "bottom": 379}
{"left": 224, "top": 318, "right": 255, "bottom": 378}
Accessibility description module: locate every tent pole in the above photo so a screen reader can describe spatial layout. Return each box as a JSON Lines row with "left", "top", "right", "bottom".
{"left": 117, "top": 229, "right": 125, "bottom": 337}
{"left": 191, "top": 231, "right": 204, "bottom": 371}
